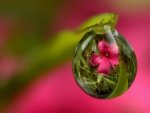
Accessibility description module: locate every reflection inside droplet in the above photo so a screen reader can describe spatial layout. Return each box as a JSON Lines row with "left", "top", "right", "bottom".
{"left": 72, "top": 28, "right": 137, "bottom": 99}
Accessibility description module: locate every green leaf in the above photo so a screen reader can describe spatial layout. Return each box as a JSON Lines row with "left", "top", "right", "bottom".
{"left": 78, "top": 13, "right": 118, "bottom": 32}
{"left": 0, "top": 30, "right": 84, "bottom": 108}
{"left": 107, "top": 60, "right": 128, "bottom": 99}
{"left": 0, "top": 13, "right": 119, "bottom": 107}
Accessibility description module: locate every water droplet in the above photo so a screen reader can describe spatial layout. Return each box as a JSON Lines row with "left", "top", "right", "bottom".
{"left": 72, "top": 25, "right": 137, "bottom": 99}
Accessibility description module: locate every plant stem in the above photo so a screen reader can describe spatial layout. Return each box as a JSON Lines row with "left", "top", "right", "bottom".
{"left": 103, "top": 77, "right": 116, "bottom": 85}
{"left": 85, "top": 81, "right": 97, "bottom": 84}
{"left": 97, "top": 74, "right": 103, "bottom": 83}
{"left": 80, "top": 56, "right": 89, "bottom": 69}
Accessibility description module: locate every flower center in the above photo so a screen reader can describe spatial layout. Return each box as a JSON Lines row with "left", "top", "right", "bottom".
{"left": 105, "top": 53, "right": 109, "bottom": 57}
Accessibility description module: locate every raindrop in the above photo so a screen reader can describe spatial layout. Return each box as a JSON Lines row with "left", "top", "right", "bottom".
{"left": 72, "top": 18, "right": 137, "bottom": 99}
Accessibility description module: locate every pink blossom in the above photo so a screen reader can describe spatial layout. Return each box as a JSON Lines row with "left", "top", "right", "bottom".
{"left": 90, "top": 40, "right": 119, "bottom": 76}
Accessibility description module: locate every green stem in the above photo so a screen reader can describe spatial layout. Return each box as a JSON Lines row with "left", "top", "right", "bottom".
{"left": 80, "top": 56, "right": 89, "bottom": 69}
{"left": 103, "top": 77, "right": 116, "bottom": 85}
{"left": 92, "top": 40, "right": 102, "bottom": 58}
{"left": 85, "top": 81, "right": 97, "bottom": 84}
{"left": 80, "top": 66, "right": 91, "bottom": 73}
{"left": 97, "top": 74, "right": 103, "bottom": 83}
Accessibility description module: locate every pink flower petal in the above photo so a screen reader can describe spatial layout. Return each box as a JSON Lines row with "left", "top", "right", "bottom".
{"left": 90, "top": 53, "right": 101, "bottom": 66}
{"left": 97, "top": 58, "right": 111, "bottom": 76}
{"left": 98, "top": 40, "right": 109, "bottom": 52}
{"left": 109, "top": 55, "right": 119, "bottom": 69}
{"left": 109, "top": 43, "right": 119, "bottom": 69}
{"left": 108, "top": 43, "right": 119, "bottom": 55}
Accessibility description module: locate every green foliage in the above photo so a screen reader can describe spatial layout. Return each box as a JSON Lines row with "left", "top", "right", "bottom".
{"left": 107, "top": 60, "right": 128, "bottom": 99}
{"left": 78, "top": 13, "right": 118, "bottom": 34}
{"left": 0, "top": 30, "right": 83, "bottom": 108}
{"left": 0, "top": 13, "right": 119, "bottom": 107}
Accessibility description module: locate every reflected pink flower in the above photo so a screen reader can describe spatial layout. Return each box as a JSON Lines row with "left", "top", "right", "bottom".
{"left": 90, "top": 40, "right": 119, "bottom": 76}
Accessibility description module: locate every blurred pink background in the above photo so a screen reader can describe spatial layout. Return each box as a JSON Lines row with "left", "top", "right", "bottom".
{"left": 0, "top": 0, "right": 150, "bottom": 113}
